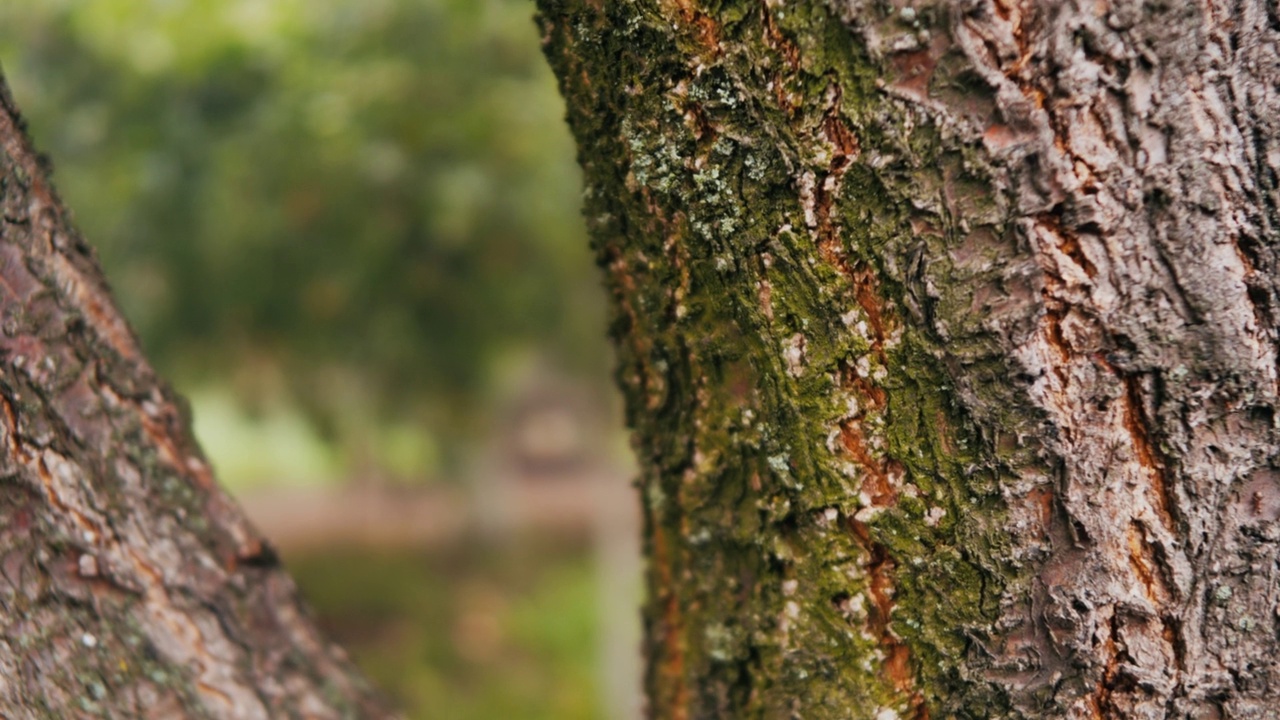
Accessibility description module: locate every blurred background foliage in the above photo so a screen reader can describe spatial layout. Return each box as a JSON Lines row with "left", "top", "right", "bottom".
{"left": 0, "top": 1, "right": 638, "bottom": 719}
{"left": 0, "top": 0, "right": 612, "bottom": 485}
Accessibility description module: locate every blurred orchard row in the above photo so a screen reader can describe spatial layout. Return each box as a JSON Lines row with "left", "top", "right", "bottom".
{"left": 0, "top": 0, "right": 616, "bottom": 488}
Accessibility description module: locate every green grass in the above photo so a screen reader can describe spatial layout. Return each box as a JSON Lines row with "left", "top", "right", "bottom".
{"left": 287, "top": 537, "right": 605, "bottom": 720}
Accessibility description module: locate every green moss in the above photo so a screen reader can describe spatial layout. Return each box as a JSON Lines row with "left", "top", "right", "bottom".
{"left": 538, "top": 0, "right": 1034, "bottom": 716}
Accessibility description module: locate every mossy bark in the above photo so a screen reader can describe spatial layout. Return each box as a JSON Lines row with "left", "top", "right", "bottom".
{"left": 537, "top": 1, "right": 1280, "bottom": 717}
{"left": 0, "top": 78, "right": 393, "bottom": 718}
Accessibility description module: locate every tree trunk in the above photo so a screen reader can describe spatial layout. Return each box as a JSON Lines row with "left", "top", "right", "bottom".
{"left": 537, "top": 0, "right": 1280, "bottom": 717}
{"left": 0, "top": 79, "right": 392, "bottom": 717}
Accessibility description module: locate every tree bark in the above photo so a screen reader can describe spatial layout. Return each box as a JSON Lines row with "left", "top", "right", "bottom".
{"left": 537, "top": 0, "right": 1280, "bottom": 717}
{"left": 0, "top": 78, "right": 392, "bottom": 717}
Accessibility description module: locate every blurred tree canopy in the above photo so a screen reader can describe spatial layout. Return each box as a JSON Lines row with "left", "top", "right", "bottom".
{"left": 0, "top": 0, "right": 606, "bottom": 481}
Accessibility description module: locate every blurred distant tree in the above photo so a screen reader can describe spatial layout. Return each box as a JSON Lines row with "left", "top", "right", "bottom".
{"left": 0, "top": 78, "right": 391, "bottom": 717}
{"left": 540, "top": 0, "right": 1280, "bottom": 717}
{"left": 0, "top": 0, "right": 607, "bottom": 480}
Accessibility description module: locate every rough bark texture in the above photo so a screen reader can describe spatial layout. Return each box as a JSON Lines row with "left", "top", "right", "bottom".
{"left": 537, "top": 0, "right": 1280, "bottom": 717}
{"left": 0, "top": 77, "right": 392, "bottom": 718}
